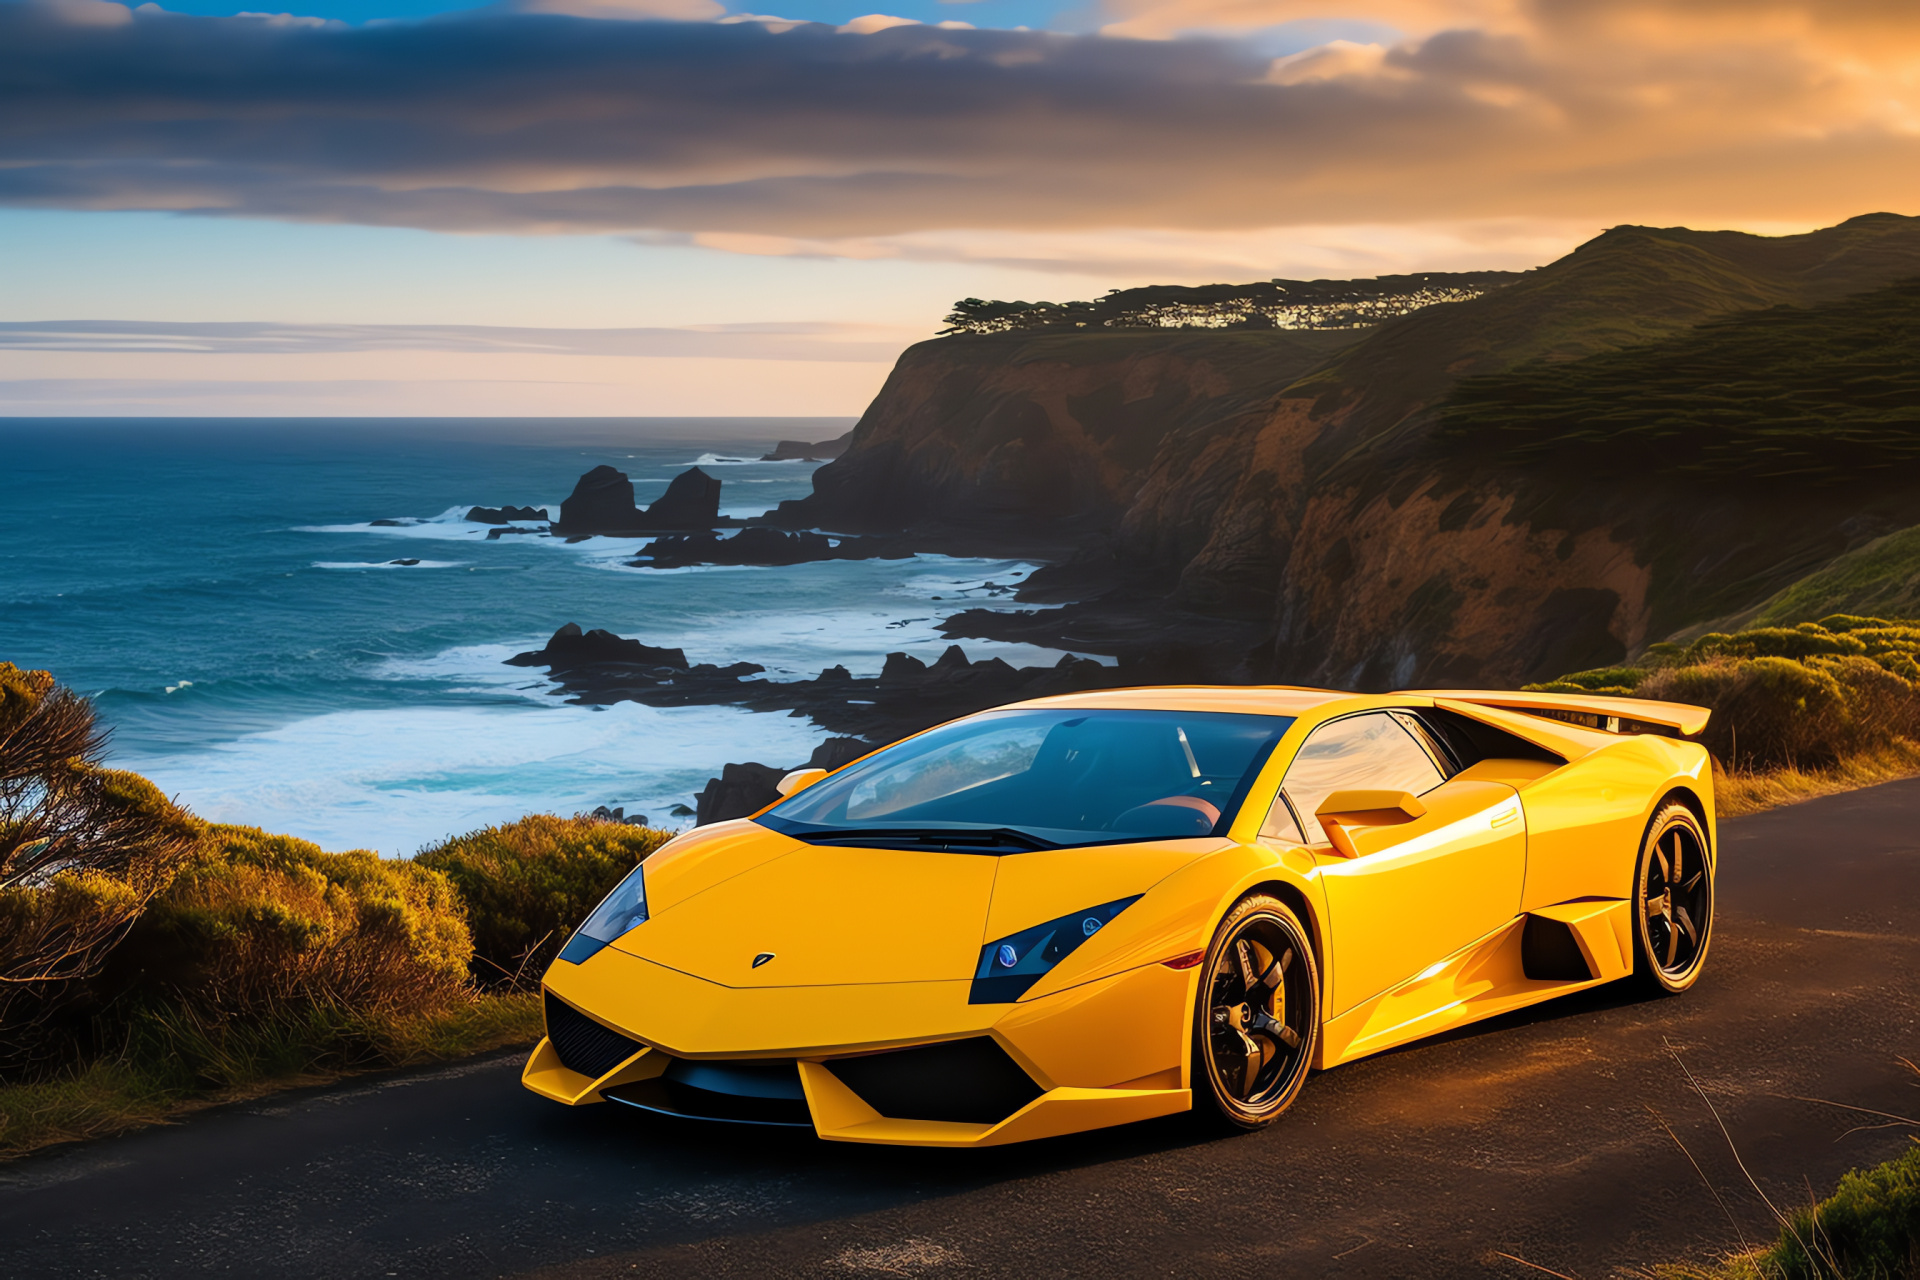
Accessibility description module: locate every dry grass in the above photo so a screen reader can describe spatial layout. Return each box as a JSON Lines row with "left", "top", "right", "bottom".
{"left": 0, "top": 991, "right": 541, "bottom": 1162}
{"left": 1714, "top": 741, "right": 1920, "bottom": 818}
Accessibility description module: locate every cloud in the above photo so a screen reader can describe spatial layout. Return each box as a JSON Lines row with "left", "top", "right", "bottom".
{"left": 631, "top": 217, "right": 1599, "bottom": 278}
{"left": 508, "top": 0, "right": 723, "bottom": 22}
{"left": 0, "top": 0, "right": 1915, "bottom": 244}
{"left": 838, "top": 13, "right": 919, "bottom": 33}
{"left": 0, "top": 319, "right": 909, "bottom": 360}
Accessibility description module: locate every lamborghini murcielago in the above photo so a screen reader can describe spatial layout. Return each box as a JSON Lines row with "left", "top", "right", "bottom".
{"left": 524, "top": 685, "right": 1714, "bottom": 1145}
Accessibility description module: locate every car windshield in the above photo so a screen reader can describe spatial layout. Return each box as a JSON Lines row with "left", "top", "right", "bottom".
{"left": 758, "top": 708, "right": 1294, "bottom": 851}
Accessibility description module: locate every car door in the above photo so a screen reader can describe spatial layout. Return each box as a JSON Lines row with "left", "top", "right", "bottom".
{"left": 1263, "top": 711, "right": 1526, "bottom": 1016}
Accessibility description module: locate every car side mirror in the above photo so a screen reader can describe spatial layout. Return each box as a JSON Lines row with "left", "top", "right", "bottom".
{"left": 776, "top": 767, "right": 829, "bottom": 797}
{"left": 1314, "top": 789, "right": 1427, "bottom": 859}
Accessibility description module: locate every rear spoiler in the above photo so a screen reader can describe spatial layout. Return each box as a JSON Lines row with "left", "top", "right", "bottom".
{"left": 1403, "top": 689, "right": 1710, "bottom": 738}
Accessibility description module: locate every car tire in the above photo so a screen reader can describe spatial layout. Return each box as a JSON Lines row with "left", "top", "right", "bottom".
{"left": 1632, "top": 800, "right": 1714, "bottom": 994}
{"left": 1190, "top": 893, "right": 1320, "bottom": 1131}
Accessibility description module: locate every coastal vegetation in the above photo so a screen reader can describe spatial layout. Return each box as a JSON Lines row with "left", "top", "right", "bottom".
{"left": 1530, "top": 615, "right": 1920, "bottom": 816}
{"left": 1437, "top": 278, "right": 1920, "bottom": 482}
{"left": 0, "top": 663, "right": 653, "bottom": 1159}
{"left": 415, "top": 814, "right": 669, "bottom": 985}
{"left": 939, "top": 272, "right": 1516, "bottom": 335}
{"left": 1657, "top": 1064, "right": 1920, "bottom": 1279}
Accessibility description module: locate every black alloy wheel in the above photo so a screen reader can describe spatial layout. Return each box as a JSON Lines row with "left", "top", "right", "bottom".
{"left": 1192, "top": 894, "right": 1319, "bottom": 1130}
{"left": 1634, "top": 801, "right": 1714, "bottom": 993}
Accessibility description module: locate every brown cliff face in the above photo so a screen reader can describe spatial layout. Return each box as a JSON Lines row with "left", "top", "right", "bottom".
{"left": 780, "top": 328, "right": 1359, "bottom": 536}
{"left": 792, "top": 214, "right": 1920, "bottom": 690}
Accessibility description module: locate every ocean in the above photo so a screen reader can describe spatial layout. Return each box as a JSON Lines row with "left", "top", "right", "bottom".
{"left": 0, "top": 418, "right": 1093, "bottom": 854}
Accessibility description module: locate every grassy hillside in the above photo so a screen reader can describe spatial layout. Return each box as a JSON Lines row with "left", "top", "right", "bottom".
{"left": 1289, "top": 212, "right": 1920, "bottom": 464}
{"left": 1436, "top": 278, "right": 1920, "bottom": 481}
{"left": 1730, "top": 525, "right": 1920, "bottom": 626}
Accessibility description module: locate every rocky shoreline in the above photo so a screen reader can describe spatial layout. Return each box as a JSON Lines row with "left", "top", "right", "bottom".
{"left": 471, "top": 453, "right": 1226, "bottom": 822}
{"left": 480, "top": 459, "right": 1201, "bottom": 823}
{"left": 505, "top": 622, "right": 1126, "bottom": 821}
{"left": 506, "top": 622, "right": 1116, "bottom": 742}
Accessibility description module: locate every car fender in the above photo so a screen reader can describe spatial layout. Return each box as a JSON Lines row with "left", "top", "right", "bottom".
{"left": 1020, "top": 839, "right": 1329, "bottom": 1011}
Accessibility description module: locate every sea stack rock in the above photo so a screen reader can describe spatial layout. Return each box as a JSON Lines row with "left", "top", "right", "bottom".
{"left": 551, "top": 465, "right": 721, "bottom": 536}
{"left": 644, "top": 467, "right": 721, "bottom": 528}
{"left": 760, "top": 432, "right": 853, "bottom": 462}
{"left": 468, "top": 504, "right": 548, "bottom": 525}
{"left": 694, "top": 762, "right": 788, "bottom": 826}
{"left": 553, "top": 466, "right": 644, "bottom": 535}
{"left": 693, "top": 737, "right": 871, "bottom": 826}
{"left": 505, "top": 622, "right": 689, "bottom": 670}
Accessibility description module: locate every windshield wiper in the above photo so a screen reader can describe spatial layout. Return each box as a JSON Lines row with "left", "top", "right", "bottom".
{"left": 782, "top": 826, "right": 1060, "bottom": 852}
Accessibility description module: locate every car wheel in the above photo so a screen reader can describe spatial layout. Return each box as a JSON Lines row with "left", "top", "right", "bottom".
{"left": 1633, "top": 801, "right": 1713, "bottom": 994}
{"left": 1191, "top": 894, "right": 1320, "bottom": 1130}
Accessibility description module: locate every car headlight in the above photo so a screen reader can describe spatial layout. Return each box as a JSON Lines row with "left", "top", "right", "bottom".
{"left": 968, "top": 895, "right": 1142, "bottom": 1004}
{"left": 557, "top": 864, "right": 649, "bottom": 965}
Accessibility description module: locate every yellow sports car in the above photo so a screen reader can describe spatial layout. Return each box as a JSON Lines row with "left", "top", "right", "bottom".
{"left": 525, "top": 686, "right": 1714, "bottom": 1146}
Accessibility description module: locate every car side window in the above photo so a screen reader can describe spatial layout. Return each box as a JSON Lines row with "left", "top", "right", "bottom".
{"left": 1280, "top": 713, "right": 1447, "bottom": 844}
{"left": 1258, "top": 790, "right": 1306, "bottom": 846}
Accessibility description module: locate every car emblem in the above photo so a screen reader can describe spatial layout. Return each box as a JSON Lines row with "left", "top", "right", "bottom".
{"left": 752, "top": 952, "right": 775, "bottom": 968}
{"left": 996, "top": 944, "right": 1018, "bottom": 968}
{"left": 1082, "top": 917, "right": 1103, "bottom": 937}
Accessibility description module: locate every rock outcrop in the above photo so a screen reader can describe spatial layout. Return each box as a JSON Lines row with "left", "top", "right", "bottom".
{"left": 693, "top": 737, "right": 871, "bottom": 826}
{"left": 553, "top": 465, "right": 643, "bottom": 535}
{"left": 629, "top": 527, "right": 909, "bottom": 569}
{"left": 551, "top": 466, "right": 721, "bottom": 536}
{"left": 645, "top": 467, "right": 722, "bottom": 528}
{"left": 505, "top": 623, "right": 693, "bottom": 672}
{"left": 761, "top": 433, "right": 853, "bottom": 462}
{"left": 505, "top": 625, "right": 1116, "bottom": 743}
{"left": 468, "top": 505, "right": 548, "bottom": 524}
{"left": 692, "top": 762, "right": 787, "bottom": 827}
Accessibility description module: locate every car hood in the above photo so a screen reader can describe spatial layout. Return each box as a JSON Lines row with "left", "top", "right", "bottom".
{"left": 613, "top": 824, "right": 1211, "bottom": 989}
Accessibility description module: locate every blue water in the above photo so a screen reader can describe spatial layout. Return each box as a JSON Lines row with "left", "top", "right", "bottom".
{"left": 0, "top": 419, "right": 1093, "bottom": 853}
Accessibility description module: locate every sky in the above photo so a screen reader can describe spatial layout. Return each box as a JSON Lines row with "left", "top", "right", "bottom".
{"left": 3, "top": 0, "right": 1916, "bottom": 416}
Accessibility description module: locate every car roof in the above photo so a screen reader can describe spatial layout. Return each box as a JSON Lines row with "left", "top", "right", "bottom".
{"left": 1000, "top": 685, "right": 1358, "bottom": 717}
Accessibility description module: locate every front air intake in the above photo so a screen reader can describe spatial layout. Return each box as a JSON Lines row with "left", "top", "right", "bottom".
{"left": 604, "top": 1059, "right": 812, "bottom": 1127}
{"left": 544, "top": 990, "right": 643, "bottom": 1079}
{"left": 827, "top": 1037, "right": 1043, "bottom": 1125}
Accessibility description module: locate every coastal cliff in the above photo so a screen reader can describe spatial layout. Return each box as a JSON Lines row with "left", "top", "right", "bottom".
{"left": 777, "top": 327, "right": 1360, "bottom": 538}
{"left": 782, "top": 214, "right": 1920, "bottom": 688}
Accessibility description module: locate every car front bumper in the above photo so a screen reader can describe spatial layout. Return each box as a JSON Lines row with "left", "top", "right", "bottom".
{"left": 522, "top": 940, "right": 1194, "bottom": 1147}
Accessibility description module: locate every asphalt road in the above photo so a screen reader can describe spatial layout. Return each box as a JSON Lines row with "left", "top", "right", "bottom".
{"left": 6, "top": 781, "right": 1920, "bottom": 1280}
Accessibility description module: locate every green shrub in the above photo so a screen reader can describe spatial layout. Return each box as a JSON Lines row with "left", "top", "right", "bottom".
{"left": 1, "top": 662, "right": 203, "bottom": 1065}
{"left": 1685, "top": 627, "right": 1869, "bottom": 663}
{"left": 1525, "top": 666, "right": 1647, "bottom": 695}
{"left": 1636, "top": 657, "right": 1852, "bottom": 770}
{"left": 108, "top": 824, "right": 473, "bottom": 1020}
{"left": 414, "top": 814, "right": 671, "bottom": 986}
{"left": 1529, "top": 616, "right": 1920, "bottom": 773}
{"left": 1744, "top": 1144, "right": 1920, "bottom": 1279}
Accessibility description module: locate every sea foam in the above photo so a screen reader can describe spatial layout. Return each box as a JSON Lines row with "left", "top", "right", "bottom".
{"left": 122, "top": 700, "right": 827, "bottom": 856}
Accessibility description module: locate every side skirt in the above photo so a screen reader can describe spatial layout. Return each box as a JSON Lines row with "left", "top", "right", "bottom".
{"left": 1316, "top": 899, "right": 1632, "bottom": 1069}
